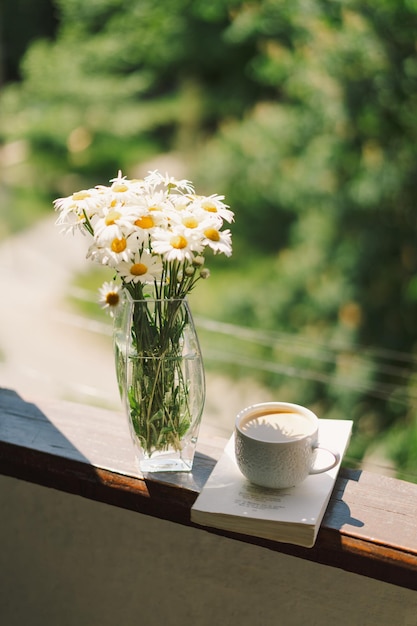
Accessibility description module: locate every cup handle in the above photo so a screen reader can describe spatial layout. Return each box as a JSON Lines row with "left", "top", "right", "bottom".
{"left": 309, "top": 444, "right": 340, "bottom": 475}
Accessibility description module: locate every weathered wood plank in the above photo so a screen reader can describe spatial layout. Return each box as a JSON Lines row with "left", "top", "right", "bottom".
{"left": 1, "top": 387, "right": 417, "bottom": 590}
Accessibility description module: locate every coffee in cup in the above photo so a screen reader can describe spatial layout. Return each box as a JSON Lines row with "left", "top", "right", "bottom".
{"left": 235, "top": 402, "right": 339, "bottom": 489}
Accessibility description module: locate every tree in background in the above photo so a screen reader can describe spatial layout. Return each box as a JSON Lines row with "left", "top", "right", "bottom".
{"left": 192, "top": 0, "right": 417, "bottom": 475}
{"left": 0, "top": 0, "right": 264, "bottom": 192}
{"left": 1, "top": 0, "right": 417, "bottom": 476}
{"left": 0, "top": 0, "right": 57, "bottom": 84}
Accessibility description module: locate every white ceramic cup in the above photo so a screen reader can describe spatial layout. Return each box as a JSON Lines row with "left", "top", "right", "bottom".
{"left": 235, "top": 402, "right": 340, "bottom": 489}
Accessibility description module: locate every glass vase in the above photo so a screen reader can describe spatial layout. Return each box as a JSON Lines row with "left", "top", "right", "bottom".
{"left": 113, "top": 294, "right": 205, "bottom": 473}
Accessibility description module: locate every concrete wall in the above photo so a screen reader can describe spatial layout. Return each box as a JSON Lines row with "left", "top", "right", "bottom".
{"left": 1, "top": 474, "right": 416, "bottom": 626}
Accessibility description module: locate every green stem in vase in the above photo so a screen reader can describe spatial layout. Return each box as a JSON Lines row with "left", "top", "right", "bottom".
{"left": 125, "top": 284, "right": 192, "bottom": 456}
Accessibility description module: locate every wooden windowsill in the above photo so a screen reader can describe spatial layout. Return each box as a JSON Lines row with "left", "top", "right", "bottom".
{"left": 0, "top": 387, "right": 416, "bottom": 590}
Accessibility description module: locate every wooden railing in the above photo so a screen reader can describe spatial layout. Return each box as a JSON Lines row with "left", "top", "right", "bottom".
{"left": 0, "top": 386, "right": 416, "bottom": 591}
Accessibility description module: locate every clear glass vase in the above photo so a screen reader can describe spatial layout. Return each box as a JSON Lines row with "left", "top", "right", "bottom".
{"left": 113, "top": 294, "right": 205, "bottom": 473}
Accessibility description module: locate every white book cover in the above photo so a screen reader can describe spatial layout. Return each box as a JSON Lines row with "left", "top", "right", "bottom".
{"left": 191, "top": 419, "right": 353, "bottom": 548}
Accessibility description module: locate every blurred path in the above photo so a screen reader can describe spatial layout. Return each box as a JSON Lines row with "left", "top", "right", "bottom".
{"left": 0, "top": 217, "right": 120, "bottom": 407}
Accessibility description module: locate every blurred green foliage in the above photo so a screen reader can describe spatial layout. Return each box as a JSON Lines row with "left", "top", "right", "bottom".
{"left": 1, "top": 0, "right": 417, "bottom": 478}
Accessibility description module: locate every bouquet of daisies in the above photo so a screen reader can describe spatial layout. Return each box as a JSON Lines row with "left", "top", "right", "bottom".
{"left": 54, "top": 169, "right": 233, "bottom": 306}
{"left": 54, "top": 170, "right": 233, "bottom": 460}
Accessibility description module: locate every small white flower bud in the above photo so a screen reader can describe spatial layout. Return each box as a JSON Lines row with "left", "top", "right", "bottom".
{"left": 192, "top": 255, "right": 205, "bottom": 267}
{"left": 200, "top": 268, "right": 210, "bottom": 279}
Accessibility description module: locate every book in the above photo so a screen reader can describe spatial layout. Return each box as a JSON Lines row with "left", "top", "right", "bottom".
{"left": 191, "top": 418, "right": 353, "bottom": 548}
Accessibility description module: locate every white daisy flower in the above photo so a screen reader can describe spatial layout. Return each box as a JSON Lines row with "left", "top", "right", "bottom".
{"left": 116, "top": 250, "right": 163, "bottom": 284}
{"left": 95, "top": 171, "right": 145, "bottom": 206}
{"left": 151, "top": 226, "right": 204, "bottom": 262}
{"left": 170, "top": 194, "right": 193, "bottom": 212}
{"left": 202, "top": 225, "right": 233, "bottom": 256}
{"left": 54, "top": 188, "right": 101, "bottom": 217}
{"left": 54, "top": 187, "right": 104, "bottom": 234}
{"left": 94, "top": 204, "right": 137, "bottom": 240}
{"left": 88, "top": 232, "right": 141, "bottom": 266}
{"left": 168, "top": 207, "right": 209, "bottom": 233}
{"left": 98, "top": 282, "right": 122, "bottom": 316}
{"left": 192, "top": 194, "right": 235, "bottom": 223}
{"left": 130, "top": 198, "right": 170, "bottom": 230}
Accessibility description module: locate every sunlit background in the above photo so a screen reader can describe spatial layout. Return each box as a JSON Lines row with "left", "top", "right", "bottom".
{"left": 1, "top": 0, "right": 417, "bottom": 481}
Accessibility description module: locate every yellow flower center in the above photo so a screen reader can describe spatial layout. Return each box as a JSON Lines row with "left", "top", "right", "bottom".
{"left": 135, "top": 215, "right": 154, "bottom": 229}
{"left": 204, "top": 228, "right": 220, "bottom": 242}
{"left": 106, "top": 292, "right": 120, "bottom": 306}
{"left": 73, "top": 191, "right": 90, "bottom": 201}
{"left": 202, "top": 202, "right": 217, "bottom": 213}
{"left": 105, "top": 210, "right": 121, "bottom": 226}
{"left": 112, "top": 183, "right": 128, "bottom": 193}
{"left": 171, "top": 235, "right": 187, "bottom": 249}
{"left": 111, "top": 238, "right": 127, "bottom": 253}
{"left": 130, "top": 263, "right": 148, "bottom": 276}
{"left": 182, "top": 216, "right": 198, "bottom": 229}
